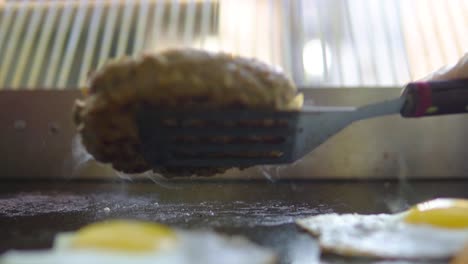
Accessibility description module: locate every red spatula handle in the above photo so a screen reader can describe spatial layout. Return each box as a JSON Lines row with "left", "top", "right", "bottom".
{"left": 400, "top": 79, "right": 468, "bottom": 117}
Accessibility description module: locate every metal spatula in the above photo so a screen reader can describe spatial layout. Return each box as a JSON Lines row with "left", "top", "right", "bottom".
{"left": 137, "top": 79, "right": 468, "bottom": 168}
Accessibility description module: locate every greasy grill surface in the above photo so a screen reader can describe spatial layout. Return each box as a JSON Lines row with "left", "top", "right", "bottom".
{"left": 1, "top": 179, "right": 467, "bottom": 264}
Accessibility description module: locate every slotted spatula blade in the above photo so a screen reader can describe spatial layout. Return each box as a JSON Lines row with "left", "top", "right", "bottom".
{"left": 136, "top": 104, "right": 395, "bottom": 168}
{"left": 137, "top": 79, "right": 468, "bottom": 168}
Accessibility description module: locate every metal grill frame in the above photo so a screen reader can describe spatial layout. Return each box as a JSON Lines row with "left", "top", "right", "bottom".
{"left": 0, "top": 0, "right": 467, "bottom": 89}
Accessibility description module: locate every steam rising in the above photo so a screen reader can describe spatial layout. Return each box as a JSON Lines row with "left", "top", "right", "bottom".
{"left": 70, "top": 135, "right": 93, "bottom": 177}
{"left": 70, "top": 135, "right": 182, "bottom": 189}
{"left": 115, "top": 171, "right": 133, "bottom": 181}
{"left": 259, "top": 165, "right": 290, "bottom": 182}
{"left": 384, "top": 154, "right": 412, "bottom": 214}
{"left": 142, "top": 171, "right": 184, "bottom": 190}
{"left": 259, "top": 159, "right": 303, "bottom": 182}
{"left": 385, "top": 195, "right": 410, "bottom": 214}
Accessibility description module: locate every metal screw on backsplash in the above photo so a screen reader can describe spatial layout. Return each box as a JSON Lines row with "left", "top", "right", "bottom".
{"left": 49, "top": 122, "right": 60, "bottom": 135}
{"left": 13, "top": 120, "right": 27, "bottom": 130}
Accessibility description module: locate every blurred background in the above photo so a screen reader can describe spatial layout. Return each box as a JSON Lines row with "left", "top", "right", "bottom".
{"left": 0, "top": 0, "right": 467, "bottom": 90}
{"left": 1, "top": 0, "right": 468, "bottom": 179}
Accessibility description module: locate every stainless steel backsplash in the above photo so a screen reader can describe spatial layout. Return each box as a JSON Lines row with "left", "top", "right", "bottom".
{"left": 1, "top": 89, "right": 467, "bottom": 179}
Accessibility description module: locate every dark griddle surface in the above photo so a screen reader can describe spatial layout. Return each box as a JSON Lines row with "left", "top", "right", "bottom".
{"left": 1, "top": 179, "right": 467, "bottom": 263}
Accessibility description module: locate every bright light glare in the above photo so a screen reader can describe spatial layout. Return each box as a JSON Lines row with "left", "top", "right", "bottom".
{"left": 302, "top": 39, "right": 331, "bottom": 79}
{"left": 200, "top": 36, "right": 220, "bottom": 53}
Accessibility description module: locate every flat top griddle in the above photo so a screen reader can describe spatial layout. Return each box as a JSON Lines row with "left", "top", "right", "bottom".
{"left": 1, "top": 179, "right": 467, "bottom": 263}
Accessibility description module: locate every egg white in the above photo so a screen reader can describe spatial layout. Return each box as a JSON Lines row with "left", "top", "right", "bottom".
{"left": 296, "top": 213, "right": 468, "bottom": 260}
{"left": 1, "top": 230, "right": 276, "bottom": 264}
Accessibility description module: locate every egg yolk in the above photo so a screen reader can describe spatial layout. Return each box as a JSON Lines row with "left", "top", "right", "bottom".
{"left": 404, "top": 198, "right": 468, "bottom": 229}
{"left": 70, "top": 220, "right": 177, "bottom": 253}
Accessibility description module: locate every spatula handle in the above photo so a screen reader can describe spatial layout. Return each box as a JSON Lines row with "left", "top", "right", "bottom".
{"left": 400, "top": 79, "right": 468, "bottom": 117}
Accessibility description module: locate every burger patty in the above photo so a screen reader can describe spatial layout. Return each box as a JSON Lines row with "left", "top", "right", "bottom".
{"left": 73, "top": 49, "right": 303, "bottom": 177}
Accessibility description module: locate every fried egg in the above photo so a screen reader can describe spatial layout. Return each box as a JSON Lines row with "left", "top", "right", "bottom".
{"left": 1, "top": 220, "right": 276, "bottom": 264}
{"left": 296, "top": 198, "right": 468, "bottom": 260}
